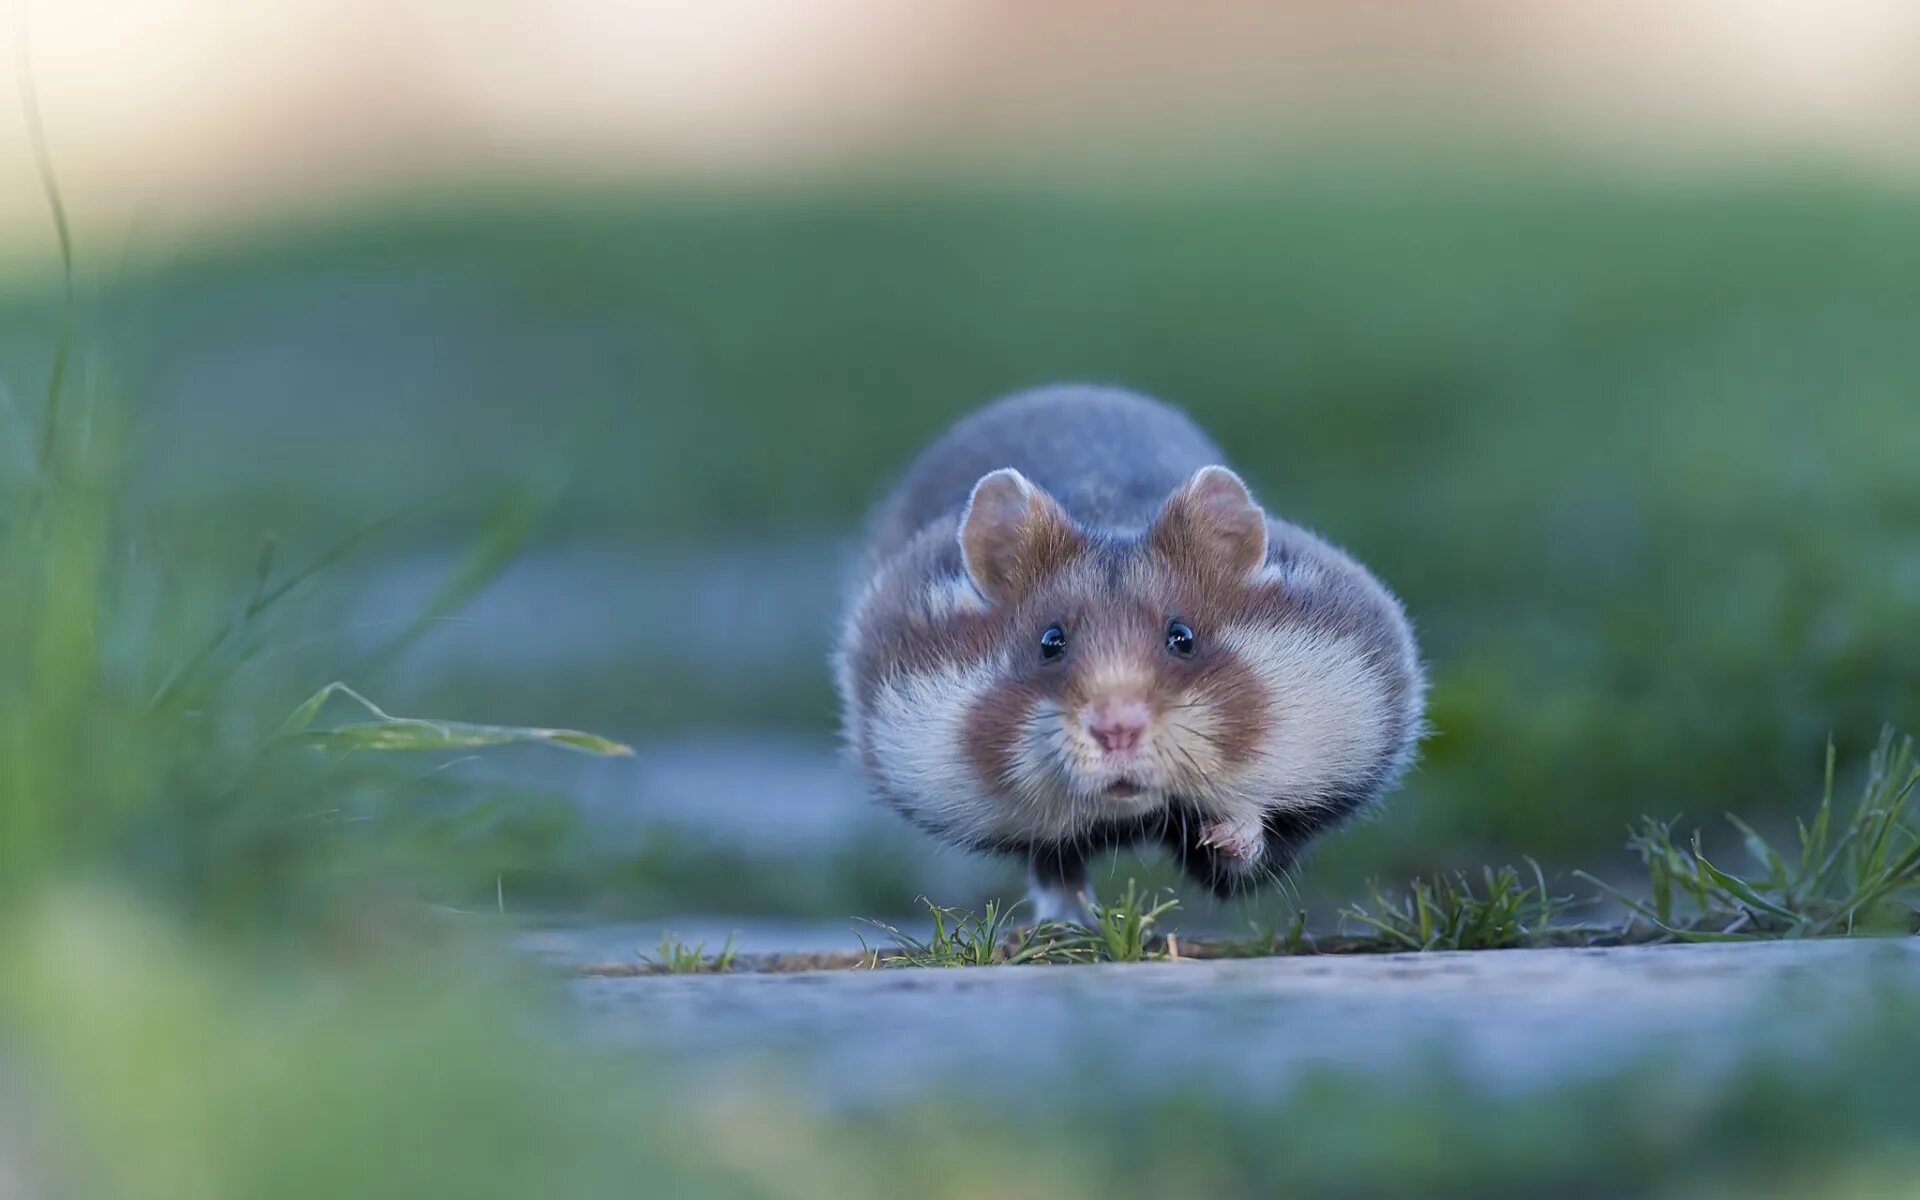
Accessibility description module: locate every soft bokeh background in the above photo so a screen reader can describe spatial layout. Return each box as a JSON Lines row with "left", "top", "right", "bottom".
{"left": 4, "top": 3, "right": 1920, "bottom": 1196}
{"left": 7, "top": 0, "right": 1919, "bottom": 921}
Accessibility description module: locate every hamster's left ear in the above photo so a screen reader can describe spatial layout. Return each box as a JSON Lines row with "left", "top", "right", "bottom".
{"left": 1151, "top": 465, "right": 1268, "bottom": 579}
{"left": 959, "top": 468, "right": 1080, "bottom": 605}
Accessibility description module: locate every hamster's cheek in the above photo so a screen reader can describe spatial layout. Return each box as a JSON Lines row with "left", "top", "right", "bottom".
{"left": 1211, "top": 619, "right": 1396, "bottom": 804}
{"left": 1159, "top": 652, "right": 1269, "bottom": 782}
{"left": 962, "top": 682, "right": 1100, "bottom": 843}
{"left": 961, "top": 679, "right": 1047, "bottom": 797}
{"left": 864, "top": 658, "right": 1007, "bottom": 840}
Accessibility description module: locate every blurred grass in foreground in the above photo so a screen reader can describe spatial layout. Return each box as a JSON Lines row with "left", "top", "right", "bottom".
{"left": 0, "top": 289, "right": 613, "bottom": 929}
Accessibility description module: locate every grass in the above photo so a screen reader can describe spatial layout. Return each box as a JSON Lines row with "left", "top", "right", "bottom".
{"left": 857, "top": 898, "right": 1082, "bottom": 967}
{"left": 855, "top": 883, "right": 1183, "bottom": 967}
{"left": 1338, "top": 861, "right": 1577, "bottom": 952}
{"left": 0, "top": 199, "right": 626, "bottom": 925}
{"left": 1080, "top": 878, "right": 1182, "bottom": 962}
{"left": 1579, "top": 729, "right": 1920, "bottom": 941}
{"left": 1244, "top": 729, "right": 1920, "bottom": 953}
{"left": 280, "top": 680, "right": 632, "bottom": 756}
{"left": 643, "top": 931, "right": 739, "bottom": 974}
{"left": 1299, "top": 727, "right": 1913, "bottom": 952}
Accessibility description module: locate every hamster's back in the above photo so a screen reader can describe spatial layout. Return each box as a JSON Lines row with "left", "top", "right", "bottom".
{"left": 864, "top": 384, "right": 1227, "bottom": 563}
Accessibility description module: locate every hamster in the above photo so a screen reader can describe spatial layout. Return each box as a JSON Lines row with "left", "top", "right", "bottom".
{"left": 834, "top": 384, "right": 1424, "bottom": 922}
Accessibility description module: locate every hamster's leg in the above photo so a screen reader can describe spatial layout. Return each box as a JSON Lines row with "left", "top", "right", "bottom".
{"left": 1025, "top": 845, "right": 1092, "bottom": 925}
{"left": 1163, "top": 804, "right": 1268, "bottom": 898}
{"left": 1258, "top": 807, "right": 1336, "bottom": 879}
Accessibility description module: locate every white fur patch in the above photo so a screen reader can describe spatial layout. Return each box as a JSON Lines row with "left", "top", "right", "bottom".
{"left": 1214, "top": 621, "right": 1395, "bottom": 814}
{"left": 1150, "top": 695, "right": 1234, "bottom": 798}
{"left": 864, "top": 658, "right": 1024, "bottom": 845}
{"left": 1007, "top": 697, "right": 1070, "bottom": 802}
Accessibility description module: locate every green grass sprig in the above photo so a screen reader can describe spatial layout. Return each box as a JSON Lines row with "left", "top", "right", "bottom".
{"left": 1339, "top": 860, "right": 1574, "bottom": 951}
{"left": 1578, "top": 729, "right": 1920, "bottom": 941}
{"left": 643, "top": 932, "right": 739, "bottom": 974}
{"left": 856, "top": 898, "right": 1081, "bottom": 967}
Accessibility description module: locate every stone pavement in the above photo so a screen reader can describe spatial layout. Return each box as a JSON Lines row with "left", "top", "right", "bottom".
{"left": 550, "top": 935, "right": 1920, "bottom": 1108}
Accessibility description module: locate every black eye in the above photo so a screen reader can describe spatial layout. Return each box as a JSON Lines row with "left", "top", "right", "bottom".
{"left": 1165, "top": 621, "right": 1196, "bottom": 657}
{"left": 1039, "top": 624, "right": 1067, "bottom": 661}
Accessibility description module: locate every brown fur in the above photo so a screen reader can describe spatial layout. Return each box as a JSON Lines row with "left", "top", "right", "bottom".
{"left": 958, "top": 469, "right": 1084, "bottom": 605}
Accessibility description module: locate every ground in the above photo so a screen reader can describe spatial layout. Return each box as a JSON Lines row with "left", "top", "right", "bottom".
{"left": 529, "top": 921, "right": 1920, "bottom": 1107}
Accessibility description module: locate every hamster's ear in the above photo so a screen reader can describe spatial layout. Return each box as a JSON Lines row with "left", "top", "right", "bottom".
{"left": 1151, "top": 465, "right": 1268, "bottom": 579}
{"left": 959, "top": 468, "right": 1078, "bottom": 605}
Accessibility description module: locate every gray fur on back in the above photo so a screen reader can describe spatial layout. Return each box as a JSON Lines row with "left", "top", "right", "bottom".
{"left": 863, "top": 385, "right": 1228, "bottom": 569}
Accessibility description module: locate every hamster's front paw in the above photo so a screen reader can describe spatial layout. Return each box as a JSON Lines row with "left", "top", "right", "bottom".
{"left": 1197, "top": 815, "right": 1264, "bottom": 864}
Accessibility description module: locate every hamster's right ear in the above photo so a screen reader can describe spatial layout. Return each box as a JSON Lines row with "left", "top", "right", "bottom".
{"left": 959, "top": 468, "right": 1079, "bottom": 605}
{"left": 1149, "top": 465, "right": 1268, "bottom": 580}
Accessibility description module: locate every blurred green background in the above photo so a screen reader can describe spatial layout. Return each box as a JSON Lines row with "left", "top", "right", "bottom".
{"left": 5, "top": 165, "right": 1916, "bottom": 920}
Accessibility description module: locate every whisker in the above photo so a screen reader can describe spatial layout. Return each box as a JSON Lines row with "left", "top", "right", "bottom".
{"left": 1263, "top": 854, "right": 1303, "bottom": 910}
{"left": 1164, "top": 739, "right": 1210, "bottom": 793}
{"left": 1167, "top": 722, "right": 1228, "bottom": 749}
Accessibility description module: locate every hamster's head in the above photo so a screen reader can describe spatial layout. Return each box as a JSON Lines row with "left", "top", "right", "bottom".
{"left": 842, "top": 464, "right": 1419, "bottom": 864}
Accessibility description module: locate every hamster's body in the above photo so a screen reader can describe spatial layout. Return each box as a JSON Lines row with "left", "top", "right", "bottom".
{"left": 836, "top": 385, "right": 1423, "bottom": 919}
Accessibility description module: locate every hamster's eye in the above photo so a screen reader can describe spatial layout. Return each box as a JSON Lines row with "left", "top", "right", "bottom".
{"left": 1039, "top": 624, "right": 1067, "bottom": 661}
{"left": 1165, "top": 621, "right": 1196, "bottom": 658}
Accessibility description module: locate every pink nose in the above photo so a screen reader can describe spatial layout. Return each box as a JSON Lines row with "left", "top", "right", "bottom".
{"left": 1086, "top": 697, "right": 1151, "bottom": 755}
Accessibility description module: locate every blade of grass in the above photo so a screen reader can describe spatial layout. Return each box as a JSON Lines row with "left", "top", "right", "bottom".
{"left": 1819, "top": 840, "right": 1920, "bottom": 936}
{"left": 1799, "top": 736, "right": 1838, "bottom": 882}
{"left": 1725, "top": 815, "right": 1791, "bottom": 898}
{"left": 1686, "top": 845, "right": 1804, "bottom": 926}
{"left": 1571, "top": 870, "right": 1668, "bottom": 931}
{"left": 19, "top": 26, "right": 73, "bottom": 471}
{"left": 279, "top": 681, "right": 632, "bottom": 757}
{"left": 1527, "top": 857, "right": 1554, "bottom": 930}
{"left": 1854, "top": 750, "right": 1918, "bottom": 889}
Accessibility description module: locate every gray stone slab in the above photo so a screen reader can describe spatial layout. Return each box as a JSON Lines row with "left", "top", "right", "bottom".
{"left": 562, "top": 938, "right": 1920, "bottom": 1108}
